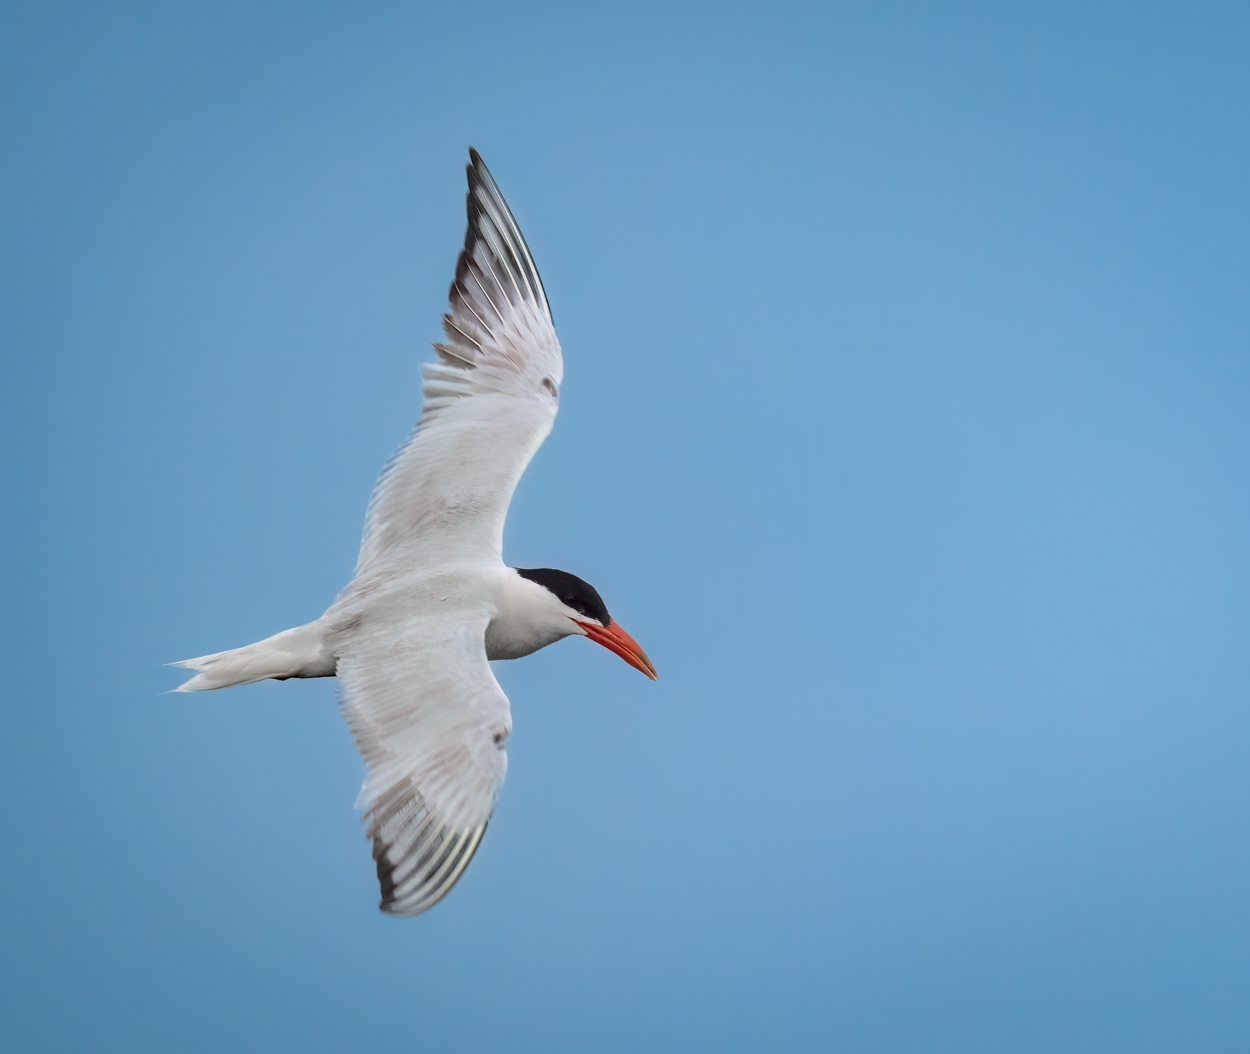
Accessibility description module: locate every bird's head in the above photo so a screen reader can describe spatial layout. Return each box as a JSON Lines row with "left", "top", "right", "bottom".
{"left": 514, "top": 567, "right": 657, "bottom": 680}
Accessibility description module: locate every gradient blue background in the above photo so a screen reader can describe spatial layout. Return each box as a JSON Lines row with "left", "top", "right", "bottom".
{"left": 3, "top": 2, "right": 1249, "bottom": 1051}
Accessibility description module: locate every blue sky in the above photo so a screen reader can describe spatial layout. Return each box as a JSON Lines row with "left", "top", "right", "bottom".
{"left": 3, "top": 2, "right": 1250, "bottom": 1051}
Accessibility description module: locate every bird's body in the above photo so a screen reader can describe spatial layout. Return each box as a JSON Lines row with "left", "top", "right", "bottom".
{"left": 174, "top": 151, "right": 654, "bottom": 916}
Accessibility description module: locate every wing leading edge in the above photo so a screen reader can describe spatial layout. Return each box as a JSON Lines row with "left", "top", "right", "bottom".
{"left": 335, "top": 151, "right": 559, "bottom": 915}
{"left": 355, "top": 151, "right": 563, "bottom": 576}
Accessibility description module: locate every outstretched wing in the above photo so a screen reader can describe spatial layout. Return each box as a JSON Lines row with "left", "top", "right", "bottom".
{"left": 336, "top": 609, "right": 510, "bottom": 916}
{"left": 356, "top": 149, "right": 562, "bottom": 577}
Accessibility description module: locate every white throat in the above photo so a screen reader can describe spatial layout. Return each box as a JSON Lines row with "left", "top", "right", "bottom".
{"left": 485, "top": 568, "right": 584, "bottom": 661}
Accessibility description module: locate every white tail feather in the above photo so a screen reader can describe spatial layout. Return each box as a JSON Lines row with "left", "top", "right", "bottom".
{"left": 172, "top": 621, "right": 335, "bottom": 691}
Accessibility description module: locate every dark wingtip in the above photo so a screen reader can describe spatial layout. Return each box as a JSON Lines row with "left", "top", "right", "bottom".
{"left": 466, "top": 148, "right": 502, "bottom": 203}
{"left": 450, "top": 146, "right": 552, "bottom": 326}
{"left": 373, "top": 835, "right": 397, "bottom": 910}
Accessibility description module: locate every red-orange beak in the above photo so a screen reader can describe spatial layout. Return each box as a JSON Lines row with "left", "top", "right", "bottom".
{"left": 577, "top": 620, "right": 658, "bottom": 680}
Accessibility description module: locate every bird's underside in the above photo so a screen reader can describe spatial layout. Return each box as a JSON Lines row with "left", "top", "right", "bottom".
{"left": 174, "top": 150, "right": 655, "bottom": 917}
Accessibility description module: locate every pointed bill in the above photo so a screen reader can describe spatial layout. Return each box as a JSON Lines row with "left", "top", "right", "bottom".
{"left": 579, "top": 620, "right": 658, "bottom": 680}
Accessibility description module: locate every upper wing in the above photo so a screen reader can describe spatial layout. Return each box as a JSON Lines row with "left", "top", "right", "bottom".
{"left": 336, "top": 609, "right": 511, "bottom": 916}
{"left": 356, "top": 150, "right": 562, "bottom": 577}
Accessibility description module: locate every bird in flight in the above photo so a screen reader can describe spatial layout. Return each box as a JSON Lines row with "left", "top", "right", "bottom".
{"left": 173, "top": 149, "right": 656, "bottom": 916}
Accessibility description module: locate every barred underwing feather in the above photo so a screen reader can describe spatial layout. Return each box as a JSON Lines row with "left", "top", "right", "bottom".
{"left": 171, "top": 150, "right": 636, "bottom": 920}
{"left": 332, "top": 151, "right": 561, "bottom": 915}
{"left": 355, "top": 150, "right": 562, "bottom": 576}
{"left": 336, "top": 610, "right": 509, "bottom": 916}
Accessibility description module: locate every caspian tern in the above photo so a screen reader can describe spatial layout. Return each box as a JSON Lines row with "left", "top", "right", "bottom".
{"left": 173, "top": 150, "right": 656, "bottom": 917}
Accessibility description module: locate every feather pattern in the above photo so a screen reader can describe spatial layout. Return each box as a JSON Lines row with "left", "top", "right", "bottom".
{"left": 335, "top": 608, "right": 509, "bottom": 916}
{"left": 355, "top": 149, "right": 562, "bottom": 577}
{"left": 328, "top": 151, "right": 560, "bottom": 915}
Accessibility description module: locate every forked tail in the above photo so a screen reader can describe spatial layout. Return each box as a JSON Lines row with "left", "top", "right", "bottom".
{"left": 172, "top": 621, "right": 336, "bottom": 691}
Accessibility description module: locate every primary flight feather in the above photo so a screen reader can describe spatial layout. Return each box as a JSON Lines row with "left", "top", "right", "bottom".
{"left": 173, "top": 150, "right": 656, "bottom": 916}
